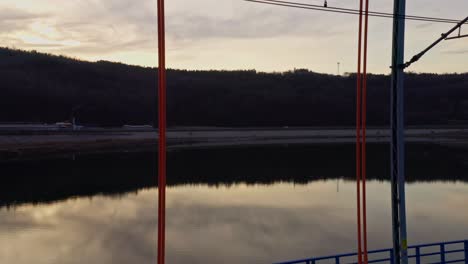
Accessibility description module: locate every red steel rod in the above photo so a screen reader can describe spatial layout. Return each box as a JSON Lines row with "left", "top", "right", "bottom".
{"left": 157, "top": 0, "right": 167, "bottom": 263}
{"left": 356, "top": 0, "right": 364, "bottom": 263}
{"left": 361, "top": 0, "right": 370, "bottom": 263}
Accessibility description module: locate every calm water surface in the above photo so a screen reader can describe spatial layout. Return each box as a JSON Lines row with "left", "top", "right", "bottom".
{"left": 1, "top": 145, "right": 468, "bottom": 263}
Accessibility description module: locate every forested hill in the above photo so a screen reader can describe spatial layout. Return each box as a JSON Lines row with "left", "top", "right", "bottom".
{"left": 1, "top": 47, "right": 468, "bottom": 127}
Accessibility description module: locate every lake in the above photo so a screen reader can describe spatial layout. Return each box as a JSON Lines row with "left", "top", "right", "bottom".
{"left": 1, "top": 144, "right": 467, "bottom": 263}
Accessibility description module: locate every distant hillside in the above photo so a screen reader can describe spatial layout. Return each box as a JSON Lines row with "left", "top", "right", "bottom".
{"left": 1, "top": 47, "right": 467, "bottom": 127}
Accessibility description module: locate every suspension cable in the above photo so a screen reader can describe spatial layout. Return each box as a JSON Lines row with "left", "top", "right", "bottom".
{"left": 245, "top": 0, "right": 468, "bottom": 25}
{"left": 356, "top": 0, "right": 363, "bottom": 263}
{"left": 356, "top": 0, "right": 370, "bottom": 263}
{"left": 361, "top": 0, "right": 369, "bottom": 263}
{"left": 157, "top": 0, "right": 167, "bottom": 263}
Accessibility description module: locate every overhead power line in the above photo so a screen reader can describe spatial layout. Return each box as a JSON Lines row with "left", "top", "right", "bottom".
{"left": 403, "top": 16, "right": 468, "bottom": 68}
{"left": 245, "top": 0, "right": 468, "bottom": 25}
{"left": 445, "top": 26, "right": 468, "bottom": 40}
{"left": 265, "top": 0, "right": 462, "bottom": 23}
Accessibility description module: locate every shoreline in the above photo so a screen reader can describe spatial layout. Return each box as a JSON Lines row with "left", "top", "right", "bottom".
{"left": 1, "top": 127, "right": 468, "bottom": 161}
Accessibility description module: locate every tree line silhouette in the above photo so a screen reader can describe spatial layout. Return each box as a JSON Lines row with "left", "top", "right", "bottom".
{"left": 1, "top": 144, "right": 467, "bottom": 207}
{"left": 1, "top": 47, "right": 467, "bottom": 127}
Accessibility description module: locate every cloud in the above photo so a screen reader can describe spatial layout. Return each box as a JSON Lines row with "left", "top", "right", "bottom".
{"left": 443, "top": 49, "right": 468, "bottom": 55}
{"left": 415, "top": 22, "right": 434, "bottom": 29}
{"left": 0, "top": 0, "right": 467, "bottom": 72}
{"left": 0, "top": 8, "right": 47, "bottom": 32}
{"left": 0, "top": 7, "right": 45, "bottom": 21}
{"left": 0, "top": 209, "right": 54, "bottom": 230}
{"left": 166, "top": 6, "right": 347, "bottom": 42}
{"left": 0, "top": 1, "right": 155, "bottom": 55}
{"left": 1, "top": 0, "right": 347, "bottom": 57}
{"left": 3, "top": 181, "right": 468, "bottom": 264}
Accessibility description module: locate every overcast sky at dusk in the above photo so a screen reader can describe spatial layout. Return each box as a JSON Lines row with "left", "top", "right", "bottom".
{"left": 1, "top": 0, "right": 467, "bottom": 74}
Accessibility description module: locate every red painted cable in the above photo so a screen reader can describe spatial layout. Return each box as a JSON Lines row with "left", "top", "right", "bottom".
{"left": 361, "top": 0, "right": 370, "bottom": 263}
{"left": 157, "top": 0, "right": 167, "bottom": 263}
{"left": 355, "top": 0, "right": 364, "bottom": 263}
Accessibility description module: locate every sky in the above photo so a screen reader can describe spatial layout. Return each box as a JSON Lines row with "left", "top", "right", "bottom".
{"left": 1, "top": 0, "right": 467, "bottom": 74}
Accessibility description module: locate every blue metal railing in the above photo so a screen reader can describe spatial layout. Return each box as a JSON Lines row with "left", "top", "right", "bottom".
{"left": 275, "top": 240, "right": 468, "bottom": 264}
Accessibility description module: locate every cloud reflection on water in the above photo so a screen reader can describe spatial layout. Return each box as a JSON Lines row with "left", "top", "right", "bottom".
{"left": 1, "top": 181, "right": 468, "bottom": 263}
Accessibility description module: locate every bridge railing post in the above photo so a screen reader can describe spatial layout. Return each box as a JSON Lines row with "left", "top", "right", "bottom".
{"left": 390, "top": 248, "right": 395, "bottom": 264}
{"left": 415, "top": 246, "right": 421, "bottom": 264}
{"left": 464, "top": 240, "right": 468, "bottom": 264}
{"left": 441, "top": 244, "right": 446, "bottom": 264}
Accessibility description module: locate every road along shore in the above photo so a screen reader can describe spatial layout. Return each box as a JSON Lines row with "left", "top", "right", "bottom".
{"left": 1, "top": 128, "right": 468, "bottom": 161}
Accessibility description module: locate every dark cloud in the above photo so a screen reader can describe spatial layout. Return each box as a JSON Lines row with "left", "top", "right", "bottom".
{"left": 0, "top": 8, "right": 48, "bottom": 32}
{"left": 415, "top": 22, "right": 434, "bottom": 29}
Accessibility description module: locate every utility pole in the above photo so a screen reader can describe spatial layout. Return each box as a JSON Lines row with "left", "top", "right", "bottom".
{"left": 390, "top": 0, "right": 408, "bottom": 264}
{"left": 389, "top": 14, "right": 468, "bottom": 264}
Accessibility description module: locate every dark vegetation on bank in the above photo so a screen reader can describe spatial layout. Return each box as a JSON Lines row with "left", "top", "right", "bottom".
{"left": 1, "top": 47, "right": 468, "bottom": 127}
{"left": 1, "top": 144, "right": 467, "bottom": 207}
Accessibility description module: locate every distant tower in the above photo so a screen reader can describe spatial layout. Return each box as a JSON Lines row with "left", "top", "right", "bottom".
{"left": 72, "top": 117, "right": 76, "bottom": 131}
{"left": 337, "top": 62, "right": 340, "bottom": 76}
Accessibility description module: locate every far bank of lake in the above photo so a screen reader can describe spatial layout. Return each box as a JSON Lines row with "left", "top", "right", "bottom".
{"left": 1, "top": 127, "right": 468, "bottom": 160}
